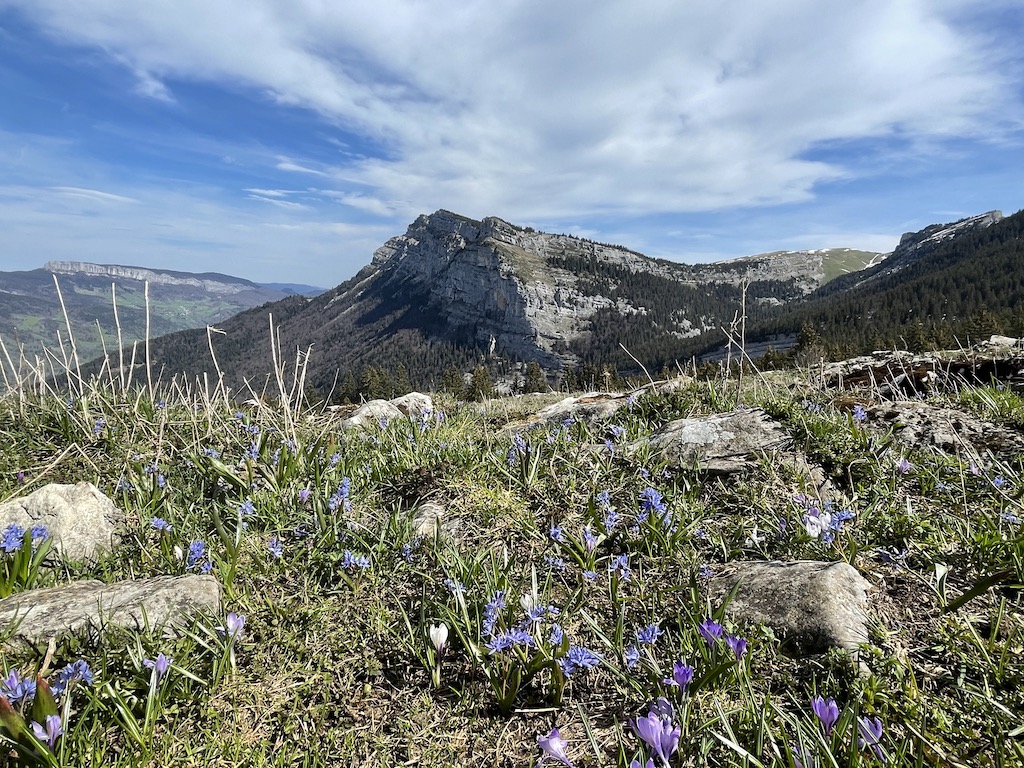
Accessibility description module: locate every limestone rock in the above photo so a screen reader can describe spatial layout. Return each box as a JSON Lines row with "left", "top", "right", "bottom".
{"left": 869, "top": 400, "right": 1024, "bottom": 456}
{"left": 531, "top": 392, "right": 629, "bottom": 426}
{"left": 706, "top": 560, "right": 872, "bottom": 655}
{"left": 0, "top": 575, "right": 221, "bottom": 650}
{"left": 339, "top": 399, "right": 403, "bottom": 430}
{"left": 637, "top": 408, "right": 791, "bottom": 473}
{"left": 0, "top": 482, "right": 120, "bottom": 561}
{"left": 411, "top": 501, "right": 445, "bottom": 539}
{"left": 391, "top": 392, "right": 434, "bottom": 416}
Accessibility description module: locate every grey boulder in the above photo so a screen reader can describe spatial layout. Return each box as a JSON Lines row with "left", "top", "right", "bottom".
{"left": 0, "top": 482, "right": 120, "bottom": 561}
{"left": 706, "top": 560, "right": 872, "bottom": 655}
{"left": 636, "top": 408, "right": 791, "bottom": 473}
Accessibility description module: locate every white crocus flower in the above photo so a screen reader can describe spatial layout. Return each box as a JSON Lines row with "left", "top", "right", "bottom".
{"left": 429, "top": 623, "right": 449, "bottom": 655}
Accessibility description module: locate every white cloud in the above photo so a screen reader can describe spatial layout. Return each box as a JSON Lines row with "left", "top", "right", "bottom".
{"left": 3, "top": 0, "right": 1019, "bottom": 224}
{"left": 50, "top": 186, "right": 138, "bottom": 204}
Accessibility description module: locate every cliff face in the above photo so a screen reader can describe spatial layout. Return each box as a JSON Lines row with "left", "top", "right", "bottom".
{"left": 44, "top": 261, "right": 259, "bottom": 295}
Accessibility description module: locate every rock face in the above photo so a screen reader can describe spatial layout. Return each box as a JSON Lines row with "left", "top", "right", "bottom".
{"left": 531, "top": 392, "right": 630, "bottom": 426}
{"left": 637, "top": 408, "right": 791, "bottom": 473}
{"left": 0, "top": 575, "right": 221, "bottom": 649}
{"left": 706, "top": 560, "right": 872, "bottom": 655}
{"left": 869, "top": 400, "right": 1024, "bottom": 456}
{"left": 0, "top": 483, "right": 120, "bottom": 561}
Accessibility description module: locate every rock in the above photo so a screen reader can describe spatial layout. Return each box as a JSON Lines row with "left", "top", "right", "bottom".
{"left": 339, "top": 399, "right": 403, "bottom": 430}
{"left": 411, "top": 501, "right": 445, "bottom": 539}
{"left": 390, "top": 392, "right": 434, "bottom": 416}
{"left": 636, "top": 408, "right": 791, "bottom": 473}
{"left": 706, "top": 560, "right": 872, "bottom": 655}
{"left": 0, "top": 575, "right": 221, "bottom": 650}
{"left": 869, "top": 400, "right": 1024, "bottom": 456}
{"left": 531, "top": 392, "right": 629, "bottom": 426}
{"left": 0, "top": 483, "right": 120, "bottom": 561}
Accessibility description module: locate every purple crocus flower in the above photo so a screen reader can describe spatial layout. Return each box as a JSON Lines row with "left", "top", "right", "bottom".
{"left": 30, "top": 714, "right": 62, "bottom": 749}
{"left": 630, "top": 760, "right": 655, "bottom": 768}
{"left": 632, "top": 697, "right": 681, "bottom": 766}
{"left": 297, "top": 488, "right": 311, "bottom": 505}
{"left": 811, "top": 696, "right": 839, "bottom": 735}
{"left": 537, "top": 727, "right": 574, "bottom": 767}
{"left": 858, "top": 716, "right": 885, "bottom": 761}
{"left": 725, "top": 634, "right": 747, "bottom": 661}
{"left": 698, "top": 619, "right": 724, "bottom": 646}
{"left": 144, "top": 653, "right": 173, "bottom": 681}
{"left": 662, "top": 661, "right": 695, "bottom": 689}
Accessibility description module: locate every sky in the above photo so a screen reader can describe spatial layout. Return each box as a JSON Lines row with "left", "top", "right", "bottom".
{"left": 1, "top": 0, "right": 1022, "bottom": 288}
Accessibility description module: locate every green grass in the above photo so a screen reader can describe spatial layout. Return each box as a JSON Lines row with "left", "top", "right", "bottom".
{"left": 0, "top": 367, "right": 1022, "bottom": 766}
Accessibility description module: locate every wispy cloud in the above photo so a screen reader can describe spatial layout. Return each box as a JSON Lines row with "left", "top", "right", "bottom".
{"left": 50, "top": 186, "right": 138, "bottom": 204}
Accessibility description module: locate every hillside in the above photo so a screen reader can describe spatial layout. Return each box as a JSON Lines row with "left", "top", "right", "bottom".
{"left": 0, "top": 262, "right": 325, "bottom": 373}
{"left": 139, "top": 210, "right": 881, "bottom": 396}
{"left": 754, "top": 210, "right": 1024, "bottom": 356}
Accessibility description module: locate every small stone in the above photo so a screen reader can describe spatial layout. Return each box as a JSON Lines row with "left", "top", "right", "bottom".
{"left": 411, "top": 501, "right": 445, "bottom": 539}
{"left": 706, "top": 560, "right": 872, "bottom": 655}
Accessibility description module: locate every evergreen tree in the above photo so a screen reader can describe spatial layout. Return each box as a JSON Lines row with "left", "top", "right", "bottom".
{"left": 523, "top": 361, "right": 547, "bottom": 393}
{"left": 467, "top": 365, "right": 493, "bottom": 401}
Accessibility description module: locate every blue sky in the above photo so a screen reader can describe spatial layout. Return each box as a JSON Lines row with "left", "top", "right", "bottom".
{"left": 1, "top": 0, "right": 1022, "bottom": 288}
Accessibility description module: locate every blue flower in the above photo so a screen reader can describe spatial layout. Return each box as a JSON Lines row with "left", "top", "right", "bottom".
{"left": 186, "top": 540, "right": 211, "bottom": 572}
{"left": 636, "top": 623, "right": 662, "bottom": 646}
{"left": 725, "top": 634, "right": 747, "bottom": 661}
{"left": 329, "top": 478, "right": 352, "bottom": 512}
{"left": 549, "top": 623, "right": 565, "bottom": 646}
{"left": 558, "top": 645, "right": 601, "bottom": 676}
{"left": 549, "top": 524, "right": 565, "bottom": 543}
{"left": 482, "top": 590, "right": 506, "bottom": 637}
{"left": 1, "top": 669, "right": 36, "bottom": 703}
{"left": 623, "top": 644, "right": 640, "bottom": 669}
{"left": 2, "top": 525, "right": 26, "bottom": 554}
{"left": 340, "top": 550, "right": 370, "bottom": 570}
{"left": 608, "top": 554, "right": 631, "bottom": 582}
{"left": 267, "top": 536, "right": 283, "bottom": 559}
{"left": 582, "top": 526, "right": 598, "bottom": 553}
{"left": 662, "top": 661, "right": 694, "bottom": 689}
{"left": 852, "top": 404, "right": 867, "bottom": 422}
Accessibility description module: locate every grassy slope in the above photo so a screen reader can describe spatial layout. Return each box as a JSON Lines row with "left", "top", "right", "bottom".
{"left": 0, "top": 370, "right": 1021, "bottom": 766}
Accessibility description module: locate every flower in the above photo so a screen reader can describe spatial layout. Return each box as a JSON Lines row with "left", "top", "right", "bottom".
{"left": 623, "top": 644, "right": 640, "bottom": 669}
{"left": 549, "top": 524, "right": 565, "bottom": 543}
{"left": 725, "top": 634, "right": 747, "bottom": 661}
{"left": 2, "top": 525, "right": 26, "bottom": 554}
{"left": 30, "top": 714, "right": 62, "bottom": 749}
{"left": 1, "top": 669, "right": 36, "bottom": 703}
{"left": 636, "top": 623, "right": 663, "bottom": 646}
{"left": 218, "top": 612, "right": 246, "bottom": 640}
{"left": 340, "top": 550, "right": 370, "bottom": 570}
{"left": 558, "top": 646, "right": 602, "bottom": 676}
{"left": 429, "top": 623, "right": 449, "bottom": 656}
{"left": 895, "top": 458, "right": 912, "bottom": 475}
{"left": 144, "top": 653, "right": 173, "bottom": 681}
{"left": 852, "top": 404, "right": 867, "bottom": 422}
{"left": 537, "top": 727, "right": 574, "bottom": 767}
{"left": 297, "top": 488, "right": 311, "bottom": 504}
{"left": 811, "top": 696, "right": 839, "bottom": 735}
{"left": 268, "top": 536, "right": 283, "bottom": 559}
{"left": 632, "top": 697, "right": 681, "bottom": 766}
{"left": 630, "top": 760, "right": 656, "bottom": 768}
{"left": 51, "top": 659, "right": 93, "bottom": 696}
{"left": 186, "top": 540, "right": 212, "bottom": 573}
{"left": 858, "top": 716, "right": 885, "bottom": 761}
{"left": 609, "top": 553, "right": 631, "bottom": 581}
{"left": 582, "top": 526, "right": 599, "bottom": 553}
{"left": 662, "top": 661, "right": 694, "bottom": 689}
{"left": 698, "top": 619, "right": 724, "bottom": 646}
{"left": 150, "top": 517, "right": 171, "bottom": 532}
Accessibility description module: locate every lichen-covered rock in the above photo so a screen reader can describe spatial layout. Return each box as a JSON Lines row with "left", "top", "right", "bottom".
{"left": 391, "top": 392, "right": 434, "bottom": 416}
{"left": 868, "top": 400, "right": 1024, "bottom": 456}
{"left": 706, "top": 560, "right": 872, "bottom": 655}
{"left": 339, "top": 399, "right": 403, "bottom": 430}
{"left": 636, "top": 408, "right": 791, "bottom": 473}
{"left": 0, "top": 482, "right": 120, "bottom": 561}
{"left": 0, "top": 575, "right": 221, "bottom": 650}
{"left": 531, "top": 392, "right": 629, "bottom": 426}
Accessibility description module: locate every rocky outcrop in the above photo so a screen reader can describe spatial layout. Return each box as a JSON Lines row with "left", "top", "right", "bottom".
{"left": 0, "top": 483, "right": 120, "bottom": 561}
{"left": 44, "top": 261, "right": 257, "bottom": 294}
{"left": 634, "top": 408, "right": 791, "bottom": 473}
{"left": 0, "top": 575, "right": 221, "bottom": 650}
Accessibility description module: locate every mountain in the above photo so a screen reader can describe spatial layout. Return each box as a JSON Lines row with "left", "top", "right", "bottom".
{"left": 753, "top": 209, "right": 1024, "bottom": 356}
{"left": 0, "top": 261, "right": 319, "bottom": 372}
{"left": 138, "top": 209, "right": 883, "bottom": 395}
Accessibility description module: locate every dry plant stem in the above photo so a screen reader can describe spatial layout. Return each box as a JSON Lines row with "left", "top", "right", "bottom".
{"left": 52, "top": 273, "right": 84, "bottom": 397}
{"left": 618, "top": 342, "right": 656, "bottom": 389}
{"left": 112, "top": 281, "right": 127, "bottom": 394}
{"left": 145, "top": 281, "right": 154, "bottom": 401}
